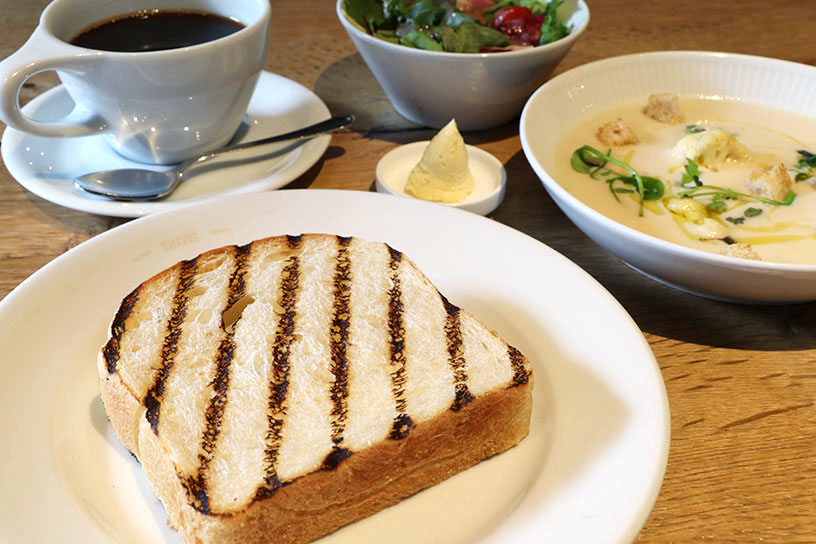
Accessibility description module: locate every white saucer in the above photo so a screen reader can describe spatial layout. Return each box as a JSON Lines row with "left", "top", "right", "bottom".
{"left": 375, "top": 141, "right": 507, "bottom": 216}
{"left": 1, "top": 71, "right": 331, "bottom": 218}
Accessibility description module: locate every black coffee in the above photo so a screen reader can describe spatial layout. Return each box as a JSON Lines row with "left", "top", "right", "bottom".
{"left": 70, "top": 10, "right": 245, "bottom": 53}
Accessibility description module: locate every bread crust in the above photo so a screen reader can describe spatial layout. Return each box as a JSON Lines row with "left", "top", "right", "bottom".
{"left": 132, "top": 377, "right": 532, "bottom": 544}
{"left": 97, "top": 233, "right": 534, "bottom": 543}
{"left": 98, "top": 352, "right": 143, "bottom": 455}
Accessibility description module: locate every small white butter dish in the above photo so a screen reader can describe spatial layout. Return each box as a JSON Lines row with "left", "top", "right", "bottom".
{"left": 375, "top": 141, "right": 507, "bottom": 216}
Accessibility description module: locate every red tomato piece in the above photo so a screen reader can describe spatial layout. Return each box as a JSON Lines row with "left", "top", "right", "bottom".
{"left": 497, "top": 13, "right": 543, "bottom": 46}
{"left": 491, "top": 5, "right": 532, "bottom": 29}
{"left": 524, "top": 14, "right": 544, "bottom": 45}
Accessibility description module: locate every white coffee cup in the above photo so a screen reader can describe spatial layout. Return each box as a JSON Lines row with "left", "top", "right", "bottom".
{"left": 0, "top": 0, "right": 270, "bottom": 164}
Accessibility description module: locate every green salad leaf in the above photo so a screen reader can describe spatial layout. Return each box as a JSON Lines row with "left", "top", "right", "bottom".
{"left": 538, "top": 0, "right": 568, "bottom": 45}
{"left": 345, "top": 0, "right": 386, "bottom": 33}
{"left": 383, "top": 0, "right": 411, "bottom": 20}
{"left": 400, "top": 28, "right": 443, "bottom": 50}
{"left": 409, "top": 1, "right": 447, "bottom": 28}
{"left": 449, "top": 21, "right": 510, "bottom": 52}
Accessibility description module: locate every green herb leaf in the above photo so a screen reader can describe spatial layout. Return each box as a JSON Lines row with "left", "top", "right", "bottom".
{"left": 441, "top": 25, "right": 462, "bottom": 52}
{"left": 792, "top": 150, "right": 816, "bottom": 182}
{"left": 684, "top": 124, "right": 706, "bottom": 134}
{"left": 681, "top": 158, "right": 702, "bottom": 187}
{"left": 383, "top": 0, "right": 411, "bottom": 20}
{"left": 400, "top": 29, "right": 443, "bottom": 50}
{"left": 373, "top": 29, "right": 400, "bottom": 43}
{"left": 726, "top": 216, "right": 745, "bottom": 225}
{"left": 345, "top": 0, "right": 386, "bottom": 32}
{"left": 445, "top": 11, "right": 474, "bottom": 28}
{"left": 520, "top": 0, "right": 552, "bottom": 13}
{"left": 409, "top": 1, "right": 447, "bottom": 28}
{"left": 570, "top": 149, "right": 592, "bottom": 173}
{"left": 539, "top": 0, "right": 569, "bottom": 45}
{"left": 608, "top": 176, "right": 664, "bottom": 201}
{"left": 574, "top": 146, "right": 608, "bottom": 167}
{"left": 744, "top": 207, "right": 763, "bottom": 218}
{"left": 795, "top": 149, "right": 816, "bottom": 168}
{"left": 455, "top": 21, "right": 510, "bottom": 52}
{"left": 707, "top": 201, "right": 728, "bottom": 213}
{"left": 712, "top": 189, "right": 738, "bottom": 201}
{"left": 571, "top": 145, "right": 664, "bottom": 215}
{"left": 678, "top": 184, "right": 796, "bottom": 207}
{"left": 625, "top": 175, "right": 664, "bottom": 200}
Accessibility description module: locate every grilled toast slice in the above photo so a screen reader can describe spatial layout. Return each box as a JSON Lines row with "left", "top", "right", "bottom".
{"left": 98, "top": 233, "right": 533, "bottom": 543}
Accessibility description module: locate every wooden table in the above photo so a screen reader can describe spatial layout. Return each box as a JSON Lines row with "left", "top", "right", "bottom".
{"left": 1, "top": 0, "right": 815, "bottom": 541}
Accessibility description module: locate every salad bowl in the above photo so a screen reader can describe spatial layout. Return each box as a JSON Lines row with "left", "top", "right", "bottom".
{"left": 520, "top": 51, "right": 816, "bottom": 304}
{"left": 337, "top": 0, "right": 589, "bottom": 131}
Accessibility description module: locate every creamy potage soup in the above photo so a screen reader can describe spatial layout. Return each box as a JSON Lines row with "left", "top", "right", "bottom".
{"left": 555, "top": 96, "right": 816, "bottom": 264}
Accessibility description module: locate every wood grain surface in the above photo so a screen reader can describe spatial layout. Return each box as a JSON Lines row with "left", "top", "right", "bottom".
{"left": 1, "top": 0, "right": 815, "bottom": 541}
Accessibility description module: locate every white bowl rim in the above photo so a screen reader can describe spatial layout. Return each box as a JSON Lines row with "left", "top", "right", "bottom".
{"left": 336, "top": 0, "right": 590, "bottom": 60}
{"left": 520, "top": 50, "right": 816, "bottom": 274}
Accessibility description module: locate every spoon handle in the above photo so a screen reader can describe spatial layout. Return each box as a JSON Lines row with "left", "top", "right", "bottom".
{"left": 195, "top": 114, "right": 355, "bottom": 164}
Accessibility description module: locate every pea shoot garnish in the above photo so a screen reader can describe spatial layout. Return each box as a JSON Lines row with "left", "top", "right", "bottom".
{"left": 795, "top": 149, "right": 816, "bottom": 168}
{"left": 792, "top": 149, "right": 816, "bottom": 182}
{"left": 571, "top": 145, "right": 664, "bottom": 216}
{"left": 677, "top": 159, "right": 796, "bottom": 207}
{"left": 681, "top": 158, "right": 702, "bottom": 186}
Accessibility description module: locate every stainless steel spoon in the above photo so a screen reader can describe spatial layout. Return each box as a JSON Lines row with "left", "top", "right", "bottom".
{"left": 74, "top": 114, "right": 355, "bottom": 200}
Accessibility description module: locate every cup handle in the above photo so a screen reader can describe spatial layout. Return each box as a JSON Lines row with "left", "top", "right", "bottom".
{"left": 0, "top": 28, "right": 105, "bottom": 137}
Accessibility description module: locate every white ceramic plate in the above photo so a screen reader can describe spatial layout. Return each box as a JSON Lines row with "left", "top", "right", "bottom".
{"left": 375, "top": 141, "right": 507, "bottom": 216}
{"left": 0, "top": 190, "right": 669, "bottom": 543}
{"left": 1, "top": 71, "right": 331, "bottom": 218}
{"left": 521, "top": 51, "right": 816, "bottom": 303}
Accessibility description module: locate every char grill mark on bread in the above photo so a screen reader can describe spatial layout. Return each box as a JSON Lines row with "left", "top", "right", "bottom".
{"left": 442, "top": 297, "right": 474, "bottom": 412}
{"left": 509, "top": 346, "right": 531, "bottom": 387}
{"left": 185, "top": 243, "right": 252, "bottom": 514}
{"left": 102, "top": 287, "right": 140, "bottom": 374}
{"left": 325, "top": 236, "right": 352, "bottom": 468}
{"left": 385, "top": 246, "right": 413, "bottom": 440}
{"left": 256, "top": 244, "right": 301, "bottom": 498}
{"left": 144, "top": 257, "right": 198, "bottom": 434}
